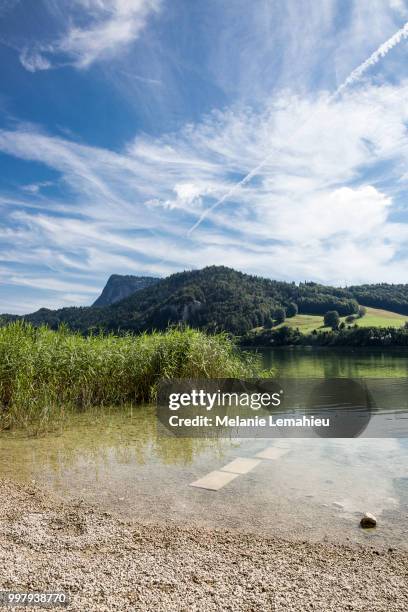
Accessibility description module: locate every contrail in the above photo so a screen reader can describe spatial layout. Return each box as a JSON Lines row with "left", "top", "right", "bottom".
{"left": 335, "top": 20, "right": 408, "bottom": 97}
{"left": 187, "top": 159, "right": 270, "bottom": 234}
{"left": 188, "top": 20, "right": 408, "bottom": 234}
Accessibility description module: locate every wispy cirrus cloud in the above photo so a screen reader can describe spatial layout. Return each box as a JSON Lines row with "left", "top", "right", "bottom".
{"left": 189, "top": 15, "right": 408, "bottom": 234}
{"left": 390, "top": 0, "right": 408, "bottom": 17}
{"left": 2, "top": 81, "right": 408, "bottom": 309}
{"left": 21, "top": 181, "right": 53, "bottom": 194}
{"left": 20, "top": 0, "right": 161, "bottom": 72}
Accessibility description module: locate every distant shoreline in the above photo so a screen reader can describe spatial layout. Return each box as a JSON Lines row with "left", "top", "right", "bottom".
{"left": 246, "top": 344, "right": 408, "bottom": 351}
{"left": 242, "top": 342, "right": 408, "bottom": 350}
{"left": 240, "top": 324, "right": 408, "bottom": 348}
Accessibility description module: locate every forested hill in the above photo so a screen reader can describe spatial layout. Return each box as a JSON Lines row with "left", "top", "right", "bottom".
{"left": 3, "top": 267, "right": 408, "bottom": 335}
{"left": 1, "top": 266, "right": 360, "bottom": 334}
{"left": 92, "top": 266, "right": 360, "bottom": 334}
{"left": 347, "top": 284, "right": 408, "bottom": 316}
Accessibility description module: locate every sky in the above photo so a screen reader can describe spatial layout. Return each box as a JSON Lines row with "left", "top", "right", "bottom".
{"left": 2, "top": 1, "right": 408, "bottom": 313}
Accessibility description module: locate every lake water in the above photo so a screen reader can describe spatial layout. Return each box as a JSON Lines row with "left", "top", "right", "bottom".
{"left": 1, "top": 348, "right": 407, "bottom": 549}
{"left": 258, "top": 345, "right": 408, "bottom": 378}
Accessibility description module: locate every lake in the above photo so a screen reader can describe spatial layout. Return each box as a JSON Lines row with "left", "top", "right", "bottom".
{"left": 1, "top": 348, "right": 407, "bottom": 549}
{"left": 257, "top": 345, "right": 408, "bottom": 378}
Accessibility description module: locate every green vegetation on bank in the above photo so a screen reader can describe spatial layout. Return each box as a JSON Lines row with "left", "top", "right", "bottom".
{"left": 242, "top": 322, "right": 408, "bottom": 347}
{"left": 0, "top": 323, "right": 262, "bottom": 431}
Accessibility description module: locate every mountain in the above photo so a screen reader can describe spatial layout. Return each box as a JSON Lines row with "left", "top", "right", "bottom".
{"left": 2, "top": 266, "right": 361, "bottom": 335}
{"left": 103, "top": 267, "right": 359, "bottom": 334}
{"left": 92, "top": 274, "right": 159, "bottom": 307}
{"left": 4, "top": 267, "right": 408, "bottom": 341}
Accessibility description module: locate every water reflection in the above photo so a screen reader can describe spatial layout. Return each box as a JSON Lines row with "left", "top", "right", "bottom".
{"left": 0, "top": 406, "right": 233, "bottom": 479}
{"left": 258, "top": 346, "right": 408, "bottom": 378}
{"left": 0, "top": 349, "right": 407, "bottom": 549}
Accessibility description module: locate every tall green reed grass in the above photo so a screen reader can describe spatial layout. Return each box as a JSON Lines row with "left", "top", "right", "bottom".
{"left": 0, "top": 322, "right": 263, "bottom": 430}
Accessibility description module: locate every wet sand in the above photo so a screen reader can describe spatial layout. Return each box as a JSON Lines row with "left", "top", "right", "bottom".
{"left": 0, "top": 478, "right": 407, "bottom": 611}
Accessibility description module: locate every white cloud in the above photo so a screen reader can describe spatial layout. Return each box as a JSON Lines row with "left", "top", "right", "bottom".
{"left": 7, "top": 275, "right": 97, "bottom": 294}
{"left": 389, "top": 0, "right": 408, "bottom": 17}
{"left": 2, "top": 82, "right": 408, "bottom": 307}
{"left": 0, "top": 297, "right": 63, "bottom": 315}
{"left": 20, "top": 0, "right": 161, "bottom": 72}
{"left": 21, "top": 181, "right": 53, "bottom": 194}
{"left": 19, "top": 49, "right": 52, "bottom": 72}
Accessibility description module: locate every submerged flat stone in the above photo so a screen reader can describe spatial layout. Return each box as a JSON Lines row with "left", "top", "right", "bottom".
{"left": 274, "top": 441, "right": 291, "bottom": 448}
{"left": 255, "top": 447, "right": 289, "bottom": 460}
{"left": 189, "top": 470, "right": 239, "bottom": 491}
{"left": 220, "top": 457, "right": 261, "bottom": 474}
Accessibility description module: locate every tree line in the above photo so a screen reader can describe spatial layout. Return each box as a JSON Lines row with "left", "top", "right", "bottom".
{"left": 241, "top": 323, "right": 408, "bottom": 347}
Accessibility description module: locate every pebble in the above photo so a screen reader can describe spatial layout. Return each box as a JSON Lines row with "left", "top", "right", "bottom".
{"left": 360, "top": 512, "right": 377, "bottom": 528}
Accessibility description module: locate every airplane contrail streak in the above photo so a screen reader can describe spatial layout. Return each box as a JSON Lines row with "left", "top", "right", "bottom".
{"left": 188, "top": 20, "right": 408, "bottom": 235}
{"left": 334, "top": 21, "right": 408, "bottom": 97}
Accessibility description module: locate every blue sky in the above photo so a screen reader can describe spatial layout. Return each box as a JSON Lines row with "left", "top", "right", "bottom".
{"left": 2, "top": 0, "right": 408, "bottom": 313}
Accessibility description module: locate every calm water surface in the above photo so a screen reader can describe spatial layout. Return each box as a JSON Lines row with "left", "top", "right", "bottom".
{"left": 258, "top": 346, "right": 408, "bottom": 378}
{"left": 0, "top": 348, "right": 407, "bottom": 548}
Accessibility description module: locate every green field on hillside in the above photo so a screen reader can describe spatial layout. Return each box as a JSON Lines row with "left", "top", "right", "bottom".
{"left": 274, "top": 307, "right": 408, "bottom": 333}
{"left": 354, "top": 307, "right": 408, "bottom": 327}
{"left": 275, "top": 314, "right": 326, "bottom": 333}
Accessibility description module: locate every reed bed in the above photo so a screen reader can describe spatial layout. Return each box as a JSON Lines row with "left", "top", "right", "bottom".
{"left": 0, "top": 322, "right": 262, "bottom": 430}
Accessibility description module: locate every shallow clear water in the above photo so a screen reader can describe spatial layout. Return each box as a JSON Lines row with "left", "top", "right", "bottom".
{"left": 0, "top": 348, "right": 407, "bottom": 549}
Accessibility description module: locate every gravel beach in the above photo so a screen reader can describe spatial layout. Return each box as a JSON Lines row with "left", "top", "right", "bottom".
{"left": 0, "top": 478, "right": 407, "bottom": 611}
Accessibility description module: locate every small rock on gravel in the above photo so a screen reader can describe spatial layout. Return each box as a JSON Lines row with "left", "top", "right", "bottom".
{"left": 360, "top": 512, "right": 377, "bottom": 528}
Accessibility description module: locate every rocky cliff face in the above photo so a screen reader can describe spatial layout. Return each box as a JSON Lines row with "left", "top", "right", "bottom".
{"left": 93, "top": 275, "right": 159, "bottom": 307}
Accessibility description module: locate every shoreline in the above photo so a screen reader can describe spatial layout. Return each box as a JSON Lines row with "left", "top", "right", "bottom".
{"left": 1, "top": 479, "right": 407, "bottom": 611}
